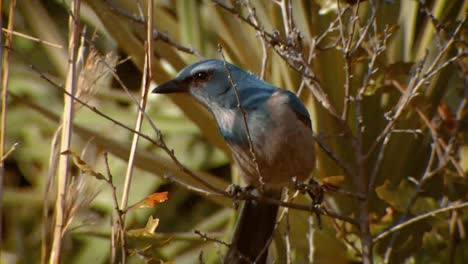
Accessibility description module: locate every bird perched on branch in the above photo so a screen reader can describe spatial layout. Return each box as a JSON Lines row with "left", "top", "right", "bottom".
{"left": 152, "top": 59, "right": 315, "bottom": 263}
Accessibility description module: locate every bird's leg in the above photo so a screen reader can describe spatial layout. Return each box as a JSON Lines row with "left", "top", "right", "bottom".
{"left": 226, "top": 184, "right": 256, "bottom": 209}
{"left": 226, "top": 184, "right": 242, "bottom": 209}
{"left": 293, "top": 177, "right": 324, "bottom": 228}
{"left": 306, "top": 178, "right": 324, "bottom": 207}
{"left": 306, "top": 178, "right": 324, "bottom": 229}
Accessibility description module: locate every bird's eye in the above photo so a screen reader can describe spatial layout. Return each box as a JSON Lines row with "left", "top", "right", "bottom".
{"left": 194, "top": 71, "right": 209, "bottom": 81}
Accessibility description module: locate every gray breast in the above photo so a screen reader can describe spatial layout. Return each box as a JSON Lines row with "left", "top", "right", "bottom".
{"left": 229, "top": 93, "right": 315, "bottom": 187}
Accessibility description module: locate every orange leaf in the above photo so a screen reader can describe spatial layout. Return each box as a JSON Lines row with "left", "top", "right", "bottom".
{"left": 142, "top": 192, "right": 169, "bottom": 207}
{"left": 127, "top": 192, "right": 169, "bottom": 211}
{"left": 438, "top": 103, "right": 456, "bottom": 131}
{"left": 321, "top": 175, "right": 345, "bottom": 187}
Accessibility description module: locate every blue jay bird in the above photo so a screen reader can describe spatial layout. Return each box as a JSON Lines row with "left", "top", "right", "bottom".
{"left": 152, "top": 60, "right": 315, "bottom": 263}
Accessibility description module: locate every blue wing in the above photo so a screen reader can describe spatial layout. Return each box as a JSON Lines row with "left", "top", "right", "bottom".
{"left": 280, "top": 90, "right": 312, "bottom": 128}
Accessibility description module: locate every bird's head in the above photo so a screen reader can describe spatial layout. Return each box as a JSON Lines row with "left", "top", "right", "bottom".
{"left": 152, "top": 59, "right": 253, "bottom": 109}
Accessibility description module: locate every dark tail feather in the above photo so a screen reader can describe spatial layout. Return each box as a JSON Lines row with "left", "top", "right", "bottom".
{"left": 224, "top": 192, "right": 279, "bottom": 264}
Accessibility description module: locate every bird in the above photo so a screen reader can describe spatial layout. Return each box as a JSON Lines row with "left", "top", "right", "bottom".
{"left": 152, "top": 59, "right": 315, "bottom": 263}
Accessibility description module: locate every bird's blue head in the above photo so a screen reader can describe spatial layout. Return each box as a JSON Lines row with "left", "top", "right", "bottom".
{"left": 152, "top": 59, "right": 271, "bottom": 110}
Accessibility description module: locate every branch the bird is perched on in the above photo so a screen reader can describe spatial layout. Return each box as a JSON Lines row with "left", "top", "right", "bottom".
{"left": 152, "top": 59, "right": 316, "bottom": 263}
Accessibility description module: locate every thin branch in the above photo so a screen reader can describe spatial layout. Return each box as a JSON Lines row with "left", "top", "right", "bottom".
{"left": 104, "top": 0, "right": 203, "bottom": 58}
{"left": 284, "top": 194, "right": 292, "bottom": 264}
{"left": 447, "top": 209, "right": 460, "bottom": 264}
{"left": 391, "top": 80, "right": 465, "bottom": 177}
{"left": 1, "top": 28, "right": 63, "bottom": 48}
{"left": 212, "top": 0, "right": 338, "bottom": 116}
{"left": 218, "top": 45, "right": 265, "bottom": 188}
{"left": 374, "top": 201, "right": 468, "bottom": 243}
{"left": 103, "top": 152, "right": 125, "bottom": 262}
{"left": 194, "top": 230, "right": 230, "bottom": 248}
{"left": 365, "top": 19, "right": 464, "bottom": 160}
{"left": 119, "top": 1, "right": 155, "bottom": 261}
{"left": 307, "top": 215, "right": 315, "bottom": 263}
{"left": 382, "top": 142, "right": 438, "bottom": 263}
{"left": 50, "top": 0, "right": 80, "bottom": 263}
{"left": 27, "top": 62, "right": 228, "bottom": 197}
{"left": 368, "top": 134, "right": 391, "bottom": 192}
{"left": 278, "top": 0, "right": 294, "bottom": 37}
{"left": 0, "top": 142, "right": 18, "bottom": 162}
{"left": 353, "top": 3, "right": 380, "bottom": 263}
{"left": 41, "top": 127, "right": 61, "bottom": 264}
{"left": 243, "top": 0, "right": 269, "bottom": 80}
{"left": 194, "top": 230, "right": 254, "bottom": 264}
{"left": 0, "top": 0, "right": 16, "bottom": 252}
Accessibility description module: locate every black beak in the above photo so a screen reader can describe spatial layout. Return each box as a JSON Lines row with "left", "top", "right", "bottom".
{"left": 152, "top": 79, "right": 188, "bottom": 94}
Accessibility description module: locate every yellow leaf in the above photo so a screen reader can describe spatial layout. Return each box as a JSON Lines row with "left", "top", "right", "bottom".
{"left": 127, "top": 216, "right": 164, "bottom": 238}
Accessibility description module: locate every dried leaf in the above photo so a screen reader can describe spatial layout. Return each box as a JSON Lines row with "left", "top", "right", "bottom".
{"left": 61, "top": 150, "right": 107, "bottom": 181}
{"left": 127, "top": 192, "right": 169, "bottom": 212}
{"left": 321, "top": 175, "right": 345, "bottom": 187}
{"left": 438, "top": 103, "right": 456, "bottom": 131}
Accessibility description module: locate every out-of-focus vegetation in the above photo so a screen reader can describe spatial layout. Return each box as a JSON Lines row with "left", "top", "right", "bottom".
{"left": 1, "top": 0, "right": 467, "bottom": 263}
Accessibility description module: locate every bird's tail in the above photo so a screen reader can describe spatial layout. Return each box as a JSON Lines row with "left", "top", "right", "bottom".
{"left": 223, "top": 191, "right": 280, "bottom": 264}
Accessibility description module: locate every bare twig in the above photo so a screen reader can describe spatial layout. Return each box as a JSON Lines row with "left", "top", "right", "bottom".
{"left": 337, "top": 0, "right": 361, "bottom": 121}
{"left": 353, "top": 3, "right": 380, "bottom": 263}
{"left": 391, "top": 80, "right": 465, "bottom": 177}
{"left": 27, "top": 62, "right": 228, "bottom": 196}
{"left": 103, "top": 152, "right": 125, "bottom": 262}
{"left": 195, "top": 230, "right": 253, "bottom": 264}
{"left": 374, "top": 201, "right": 468, "bottom": 243}
{"left": 368, "top": 134, "right": 391, "bottom": 192}
{"left": 42, "top": 128, "right": 61, "bottom": 264}
{"left": 110, "top": 216, "right": 116, "bottom": 264}
{"left": 365, "top": 18, "right": 465, "bottom": 160}
{"left": 195, "top": 230, "right": 230, "bottom": 248}
{"left": 447, "top": 209, "right": 460, "bottom": 264}
{"left": 0, "top": 0, "right": 16, "bottom": 252}
{"left": 284, "top": 195, "right": 292, "bottom": 264}
{"left": 218, "top": 45, "right": 265, "bottom": 188}
{"left": 312, "top": 134, "right": 354, "bottom": 178}
{"left": 119, "top": 1, "right": 155, "bottom": 261}
{"left": 243, "top": 0, "right": 269, "bottom": 79}
{"left": 104, "top": 0, "right": 203, "bottom": 58}
{"left": 50, "top": 1, "right": 80, "bottom": 263}
{"left": 0, "top": 142, "right": 17, "bottom": 162}
{"left": 1, "top": 28, "right": 63, "bottom": 48}
{"left": 382, "top": 143, "right": 437, "bottom": 263}
{"left": 212, "top": 0, "right": 337, "bottom": 116}
{"left": 307, "top": 215, "right": 315, "bottom": 263}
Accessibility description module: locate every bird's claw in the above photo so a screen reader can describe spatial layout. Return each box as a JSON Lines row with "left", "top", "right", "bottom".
{"left": 293, "top": 178, "right": 324, "bottom": 206}
{"left": 226, "top": 184, "right": 254, "bottom": 209}
{"left": 293, "top": 177, "right": 324, "bottom": 229}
